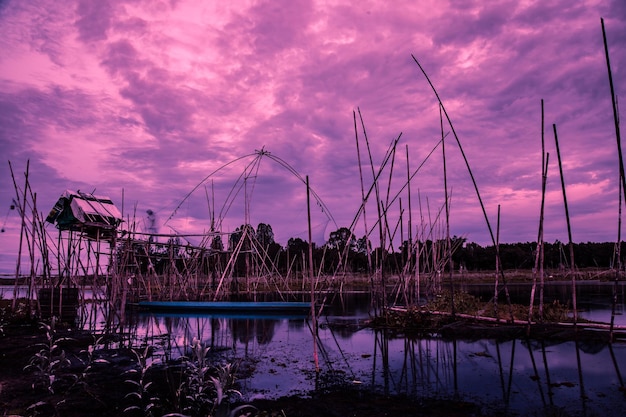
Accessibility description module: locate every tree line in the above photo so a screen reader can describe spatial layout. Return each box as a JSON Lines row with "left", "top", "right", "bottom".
{"left": 117, "top": 223, "right": 622, "bottom": 278}
{"left": 221, "top": 224, "right": 623, "bottom": 275}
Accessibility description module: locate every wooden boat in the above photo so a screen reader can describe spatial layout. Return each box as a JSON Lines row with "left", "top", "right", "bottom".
{"left": 132, "top": 300, "right": 313, "bottom": 315}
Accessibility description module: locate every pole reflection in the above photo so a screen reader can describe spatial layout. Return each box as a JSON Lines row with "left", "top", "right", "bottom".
{"left": 72, "top": 297, "right": 625, "bottom": 416}
{"left": 367, "top": 330, "right": 624, "bottom": 416}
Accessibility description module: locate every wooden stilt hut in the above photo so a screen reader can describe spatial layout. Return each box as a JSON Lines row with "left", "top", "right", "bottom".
{"left": 43, "top": 190, "right": 123, "bottom": 322}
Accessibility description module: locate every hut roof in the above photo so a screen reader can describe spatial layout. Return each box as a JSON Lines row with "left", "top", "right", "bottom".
{"left": 46, "top": 190, "right": 123, "bottom": 237}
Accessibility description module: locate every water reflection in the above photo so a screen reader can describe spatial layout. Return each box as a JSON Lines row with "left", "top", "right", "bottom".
{"left": 114, "top": 307, "right": 625, "bottom": 416}
{"left": 373, "top": 333, "right": 623, "bottom": 415}
{"left": 3, "top": 284, "right": 624, "bottom": 415}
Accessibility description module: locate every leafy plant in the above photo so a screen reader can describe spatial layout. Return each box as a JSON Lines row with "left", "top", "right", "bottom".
{"left": 172, "top": 337, "right": 257, "bottom": 417}
{"left": 124, "top": 345, "right": 162, "bottom": 416}
{"left": 79, "top": 335, "right": 110, "bottom": 371}
{"left": 0, "top": 305, "right": 6, "bottom": 336}
{"left": 179, "top": 337, "right": 213, "bottom": 415}
{"left": 23, "top": 317, "right": 73, "bottom": 393}
{"left": 121, "top": 338, "right": 257, "bottom": 417}
{"left": 68, "top": 334, "right": 111, "bottom": 397}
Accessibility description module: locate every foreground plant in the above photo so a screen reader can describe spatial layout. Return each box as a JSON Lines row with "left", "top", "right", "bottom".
{"left": 169, "top": 337, "right": 257, "bottom": 417}
{"left": 121, "top": 338, "right": 257, "bottom": 417}
{"left": 124, "top": 345, "right": 162, "bottom": 416}
{"left": 69, "top": 334, "right": 111, "bottom": 400}
{"left": 0, "top": 304, "right": 6, "bottom": 336}
{"left": 23, "top": 317, "right": 73, "bottom": 393}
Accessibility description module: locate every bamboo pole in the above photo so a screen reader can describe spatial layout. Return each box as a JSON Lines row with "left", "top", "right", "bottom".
{"left": 416, "top": 190, "right": 424, "bottom": 303}
{"left": 352, "top": 110, "right": 374, "bottom": 276}
{"left": 601, "top": 17, "right": 625, "bottom": 342}
{"left": 426, "top": 197, "right": 435, "bottom": 294}
{"left": 27, "top": 192, "right": 37, "bottom": 317}
{"left": 440, "top": 103, "right": 455, "bottom": 317}
{"left": 412, "top": 56, "right": 515, "bottom": 318}
{"left": 397, "top": 199, "right": 409, "bottom": 305}
{"left": 539, "top": 165, "right": 547, "bottom": 322}
{"left": 379, "top": 137, "right": 404, "bottom": 293}
{"left": 530, "top": 142, "right": 550, "bottom": 324}
{"left": 10, "top": 160, "right": 29, "bottom": 310}
{"left": 357, "top": 108, "right": 385, "bottom": 315}
{"left": 405, "top": 145, "right": 415, "bottom": 304}
{"left": 380, "top": 138, "right": 401, "bottom": 314}
{"left": 494, "top": 205, "right": 501, "bottom": 321}
{"left": 552, "top": 123, "right": 578, "bottom": 324}
{"left": 400, "top": 197, "right": 404, "bottom": 273}
{"left": 213, "top": 227, "right": 247, "bottom": 300}
{"left": 306, "top": 176, "right": 319, "bottom": 373}
{"left": 530, "top": 99, "right": 547, "bottom": 323}
{"left": 26, "top": 181, "right": 52, "bottom": 284}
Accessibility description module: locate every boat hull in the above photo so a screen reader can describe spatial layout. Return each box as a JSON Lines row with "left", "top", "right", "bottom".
{"left": 133, "top": 300, "right": 312, "bottom": 315}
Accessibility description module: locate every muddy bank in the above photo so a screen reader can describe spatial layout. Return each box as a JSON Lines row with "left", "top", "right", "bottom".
{"left": 0, "top": 322, "right": 134, "bottom": 417}
{"left": 250, "top": 390, "right": 482, "bottom": 417}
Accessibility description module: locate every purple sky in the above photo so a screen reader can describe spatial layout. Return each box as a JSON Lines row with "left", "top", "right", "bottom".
{"left": 1, "top": 0, "right": 626, "bottom": 273}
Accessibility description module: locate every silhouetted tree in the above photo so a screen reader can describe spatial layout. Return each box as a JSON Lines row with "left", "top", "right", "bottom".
{"left": 356, "top": 235, "right": 371, "bottom": 254}
{"left": 229, "top": 224, "right": 255, "bottom": 278}
{"left": 256, "top": 223, "right": 275, "bottom": 248}
{"left": 327, "top": 227, "right": 356, "bottom": 253}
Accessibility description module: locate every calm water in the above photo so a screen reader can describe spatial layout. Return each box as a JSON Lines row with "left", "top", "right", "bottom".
{"left": 3, "top": 283, "right": 625, "bottom": 416}
{"left": 123, "top": 284, "right": 625, "bottom": 417}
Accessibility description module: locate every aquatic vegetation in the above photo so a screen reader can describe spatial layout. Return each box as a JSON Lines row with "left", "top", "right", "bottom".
{"left": 122, "top": 339, "right": 257, "bottom": 417}
{"left": 173, "top": 337, "right": 256, "bottom": 417}
{"left": 369, "top": 290, "right": 578, "bottom": 338}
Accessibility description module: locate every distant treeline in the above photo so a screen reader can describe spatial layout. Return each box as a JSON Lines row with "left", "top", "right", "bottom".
{"left": 117, "top": 223, "right": 622, "bottom": 277}
{"left": 286, "top": 228, "right": 621, "bottom": 273}
{"left": 454, "top": 241, "right": 619, "bottom": 271}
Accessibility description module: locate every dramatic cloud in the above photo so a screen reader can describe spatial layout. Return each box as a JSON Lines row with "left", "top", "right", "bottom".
{"left": 1, "top": 0, "right": 625, "bottom": 273}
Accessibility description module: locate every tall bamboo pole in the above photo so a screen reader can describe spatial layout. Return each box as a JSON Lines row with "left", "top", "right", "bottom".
{"left": 440, "top": 104, "right": 455, "bottom": 316}
{"left": 381, "top": 139, "right": 401, "bottom": 312}
{"left": 552, "top": 124, "right": 578, "bottom": 324}
{"left": 494, "top": 205, "right": 501, "bottom": 321}
{"left": 530, "top": 100, "right": 547, "bottom": 325}
{"left": 601, "top": 17, "right": 624, "bottom": 341}
{"left": 353, "top": 109, "right": 376, "bottom": 302}
{"left": 306, "top": 176, "right": 319, "bottom": 373}
{"left": 400, "top": 198, "right": 404, "bottom": 269}
{"left": 530, "top": 154, "right": 549, "bottom": 324}
{"left": 405, "top": 145, "right": 415, "bottom": 304}
{"left": 28, "top": 193, "right": 37, "bottom": 317}
{"left": 416, "top": 191, "right": 423, "bottom": 302}
{"left": 399, "top": 198, "right": 408, "bottom": 304}
{"left": 357, "top": 108, "right": 386, "bottom": 315}
{"left": 10, "top": 160, "right": 29, "bottom": 311}
{"left": 412, "top": 56, "right": 514, "bottom": 319}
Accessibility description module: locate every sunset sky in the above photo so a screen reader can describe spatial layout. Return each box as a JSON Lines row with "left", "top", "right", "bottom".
{"left": 1, "top": 0, "right": 625, "bottom": 273}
